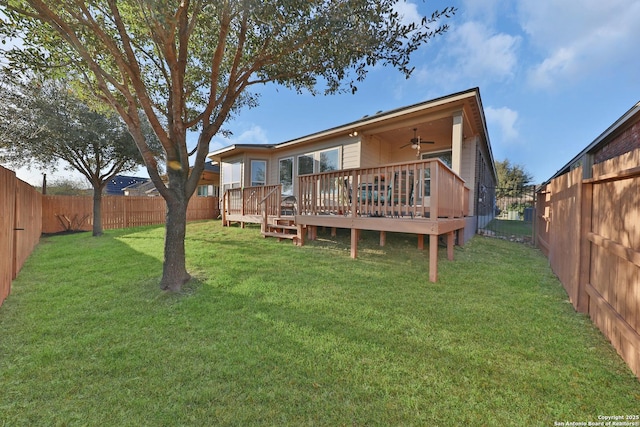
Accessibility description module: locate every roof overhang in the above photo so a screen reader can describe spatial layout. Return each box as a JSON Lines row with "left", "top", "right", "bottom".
{"left": 208, "top": 88, "right": 495, "bottom": 180}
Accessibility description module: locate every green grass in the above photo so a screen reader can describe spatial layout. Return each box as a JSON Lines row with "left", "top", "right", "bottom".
{"left": 486, "top": 218, "right": 534, "bottom": 238}
{"left": 1, "top": 221, "right": 638, "bottom": 426}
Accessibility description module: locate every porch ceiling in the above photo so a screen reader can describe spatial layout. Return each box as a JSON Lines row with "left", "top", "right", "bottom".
{"left": 371, "top": 116, "right": 455, "bottom": 152}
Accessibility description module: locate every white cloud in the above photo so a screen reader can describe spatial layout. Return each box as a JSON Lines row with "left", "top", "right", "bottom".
{"left": 485, "top": 106, "right": 519, "bottom": 142}
{"left": 460, "top": 0, "right": 513, "bottom": 25}
{"left": 393, "top": 1, "right": 421, "bottom": 27}
{"left": 210, "top": 124, "right": 269, "bottom": 150}
{"left": 415, "top": 21, "right": 520, "bottom": 89}
{"left": 518, "top": 0, "right": 640, "bottom": 88}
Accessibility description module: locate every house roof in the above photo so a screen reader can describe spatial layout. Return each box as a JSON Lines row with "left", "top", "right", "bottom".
{"left": 106, "top": 175, "right": 149, "bottom": 195}
{"left": 123, "top": 179, "right": 159, "bottom": 196}
{"left": 209, "top": 88, "right": 494, "bottom": 170}
{"left": 547, "top": 100, "right": 640, "bottom": 182}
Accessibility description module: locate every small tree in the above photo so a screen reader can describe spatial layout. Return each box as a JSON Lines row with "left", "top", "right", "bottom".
{"left": 1, "top": 1, "right": 456, "bottom": 291}
{"left": 0, "top": 75, "right": 160, "bottom": 236}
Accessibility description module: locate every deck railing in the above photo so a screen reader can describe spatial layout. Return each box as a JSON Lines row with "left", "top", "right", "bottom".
{"left": 224, "top": 184, "right": 282, "bottom": 218}
{"left": 298, "top": 159, "right": 469, "bottom": 219}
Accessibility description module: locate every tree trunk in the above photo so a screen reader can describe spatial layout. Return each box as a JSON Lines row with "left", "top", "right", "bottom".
{"left": 160, "top": 193, "right": 191, "bottom": 292}
{"left": 92, "top": 186, "right": 103, "bottom": 237}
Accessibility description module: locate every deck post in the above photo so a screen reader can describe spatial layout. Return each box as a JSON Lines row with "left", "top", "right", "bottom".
{"left": 417, "top": 234, "right": 424, "bottom": 250}
{"left": 429, "top": 234, "right": 438, "bottom": 282}
{"left": 379, "top": 231, "right": 386, "bottom": 246}
{"left": 447, "top": 231, "right": 455, "bottom": 260}
{"left": 350, "top": 228, "right": 359, "bottom": 258}
{"left": 296, "top": 225, "right": 305, "bottom": 247}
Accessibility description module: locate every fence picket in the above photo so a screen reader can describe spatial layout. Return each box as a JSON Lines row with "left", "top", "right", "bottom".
{"left": 1, "top": 165, "right": 220, "bottom": 307}
{"left": 536, "top": 148, "right": 640, "bottom": 379}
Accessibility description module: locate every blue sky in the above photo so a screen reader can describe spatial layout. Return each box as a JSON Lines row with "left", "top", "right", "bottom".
{"left": 10, "top": 0, "right": 640, "bottom": 185}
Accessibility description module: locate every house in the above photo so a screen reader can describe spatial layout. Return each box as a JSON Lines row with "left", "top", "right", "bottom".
{"left": 121, "top": 160, "right": 221, "bottom": 197}
{"left": 208, "top": 87, "right": 497, "bottom": 281}
{"left": 194, "top": 160, "right": 221, "bottom": 197}
{"left": 106, "top": 175, "right": 149, "bottom": 195}
{"left": 123, "top": 179, "right": 158, "bottom": 197}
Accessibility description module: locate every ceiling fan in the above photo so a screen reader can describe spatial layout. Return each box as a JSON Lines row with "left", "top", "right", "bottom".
{"left": 400, "top": 128, "right": 435, "bottom": 149}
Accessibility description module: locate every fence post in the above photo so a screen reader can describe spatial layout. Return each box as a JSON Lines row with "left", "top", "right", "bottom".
{"left": 577, "top": 179, "right": 593, "bottom": 313}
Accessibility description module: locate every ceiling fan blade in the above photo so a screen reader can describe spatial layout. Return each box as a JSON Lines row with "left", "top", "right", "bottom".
{"left": 400, "top": 140, "right": 435, "bottom": 148}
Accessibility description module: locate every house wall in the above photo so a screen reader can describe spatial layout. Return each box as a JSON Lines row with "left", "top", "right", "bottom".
{"left": 474, "top": 137, "right": 497, "bottom": 229}
{"left": 593, "top": 118, "right": 640, "bottom": 164}
{"left": 460, "top": 136, "right": 477, "bottom": 217}
{"left": 261, "top": 136, "right": 359, "bottom": 192}
{"left": 342, "top": 138, "right": 362, "bottom": 169}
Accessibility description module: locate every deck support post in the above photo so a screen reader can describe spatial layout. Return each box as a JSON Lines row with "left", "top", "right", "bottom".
{"left": 417, "top": 234, "right": 424, "bottom": 250}
{"left": 447, "top": 231, "right": 455, "bottom": 260}
{"left": 379, "top": 231, "right": 386, "bottom": 246}
{"left": 296, "top": 225, "right": 305, "bottom": 247}
{"left": 351, "top": 228, "right": 359, "bottom": 258}
{"left": 307, "top": 225, "right": 317, "bottom": 240}
{"left": 429, "top": 234, "right": 438, "bottom": 282}
{"left": 331, "top": 227, "right": 337, "bottom": 237}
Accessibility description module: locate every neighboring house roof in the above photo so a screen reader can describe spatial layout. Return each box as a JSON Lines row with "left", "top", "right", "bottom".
{"left": 208, "top": 87, "right": 495, "bottom": 181}
{"left": 204, "top": 160, "right": 220, "bottom": 173}
{"left": 547, "top": 100, "right": 640, "bottom": 182}
{"left": 123, "top": 179, "right": 159, "bottom": 196}
{"left": 106, "top": 175, "right": 149, "bottom": 195}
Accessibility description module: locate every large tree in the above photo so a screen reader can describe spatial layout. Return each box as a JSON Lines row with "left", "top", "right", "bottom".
{"left": 0, "top": 75, "right": 159, "bottom": 236}
{"left": 0, "top": 0, "right": 456, "bottom": 291}
{"left": 495, "top": 159, "right": 534, "bottom": 197}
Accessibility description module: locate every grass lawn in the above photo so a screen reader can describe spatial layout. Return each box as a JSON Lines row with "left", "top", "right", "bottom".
{"left": 485, "top": 218, "right": 534, "bottom": 239}
{"left": 1, "top": 220, "right": 638, "bottom": 425}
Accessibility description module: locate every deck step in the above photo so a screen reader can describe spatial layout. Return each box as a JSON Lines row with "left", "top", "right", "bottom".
{"left": 262, "top": 231, "right": 297, "bottom": 240}
{"left": 268, "top": 224, "right": 297, "bottom": 231}
{"left": 273, "top": 217, "right": 295, "bottom": 225}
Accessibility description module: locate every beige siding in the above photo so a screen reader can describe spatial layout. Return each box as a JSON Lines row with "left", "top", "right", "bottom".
{"left": 343, "top": 139, "right": 361, "bottom": 169}
{"left": 267, "top": 153, "right": 282, "bottom": 185}
{"left": 461, "top": 137, "right": 477, "bottom": 215}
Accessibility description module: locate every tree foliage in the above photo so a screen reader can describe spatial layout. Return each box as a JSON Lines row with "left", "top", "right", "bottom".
{"left": 0, "top": 73, "right": 160, "bottom": 235}
{"left": 0, "top": 0, "right": 456, "bottom": 291}
{"left": 495, "top": 159, "right": 534, "bottom": 197}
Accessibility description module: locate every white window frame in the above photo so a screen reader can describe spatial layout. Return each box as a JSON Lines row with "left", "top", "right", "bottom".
{"left": 279, "top": 156, "right": 294, "bottom": 196}
{"left": 222, "top": 161, "right": 242, "bottom": 194}
{"left": 419, "top": 150, "right": 452, "bottom": 200}
{"left": 250, "top": 159, "right": 267, "bottom": 187}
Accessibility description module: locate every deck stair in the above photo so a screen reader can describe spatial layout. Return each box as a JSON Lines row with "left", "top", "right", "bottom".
{"left": 261, "top": 217, "right": 298, "bottom": 242}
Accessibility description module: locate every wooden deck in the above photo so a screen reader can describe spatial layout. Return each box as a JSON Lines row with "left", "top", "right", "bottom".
{"left": 222, "top": 159, "right": 470, "bottom": 282}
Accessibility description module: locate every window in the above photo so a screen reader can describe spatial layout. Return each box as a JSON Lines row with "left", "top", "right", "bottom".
{"left": 197, "top": 185, "right": 208, "bottom": 196}
{"left": 250, "top": 160, "right": 266, "bottom": 186}
{"left": 279, "top": 157, "right": 294, "bottom": 195}
{"left": 197, "top": 185, "right": 218, "bottom": 197}
{"left": 320, "top": 148, "right": 339, "bottom": 172}
{"left": 422, "top": 150, "right": 452, "bottom": 168}
{"left": 222, "top": 161, "right": 242, "bottom": 193}
{"left": 421, "top": 150, "right": 452, "bottom": 198}
{"left": 298, "top": 153, "right": 315, "bottom": 175}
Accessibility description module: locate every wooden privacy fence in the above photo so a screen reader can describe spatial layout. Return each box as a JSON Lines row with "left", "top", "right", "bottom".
{"left": 536, "top": 148, "right": 640, "bottom": 379}
{"left": 1, "top": 164, "right": 220, "bottom": 307}
{"left": 1, "top": 166, "right": 42, "bottom": 307}
{"left": 42, "top": 195, "right": 219, "bottom": 234}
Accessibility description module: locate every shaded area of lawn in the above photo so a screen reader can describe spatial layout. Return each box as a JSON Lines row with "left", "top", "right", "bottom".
{"left": 1, "top": 221, "right": 638, "bottom": 425}
{"left": 483, "top": 218, "right": 534, "bottom": 243}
